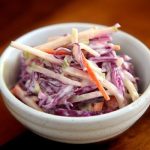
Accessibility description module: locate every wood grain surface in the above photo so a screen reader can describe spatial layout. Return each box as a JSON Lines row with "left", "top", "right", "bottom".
{"left": 0, "top": 0, "right": 150, "bottom": 149}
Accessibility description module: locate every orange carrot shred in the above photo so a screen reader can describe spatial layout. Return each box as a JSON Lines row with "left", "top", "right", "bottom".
{"left": 82, "top": 55, "right": 110, "bottom": 101}
{"left": 113, "top": 45, "right": 120, "bottom": 51}
{"left": 43, "top": 49, "right": 71, "bottom": 55}
{"left": 93, "top": 102, "right": 104, "bottom": 112}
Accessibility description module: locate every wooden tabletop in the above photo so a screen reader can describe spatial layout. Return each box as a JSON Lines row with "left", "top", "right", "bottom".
{"left": 0, "top": 0, "right": 150, "bottom": 148}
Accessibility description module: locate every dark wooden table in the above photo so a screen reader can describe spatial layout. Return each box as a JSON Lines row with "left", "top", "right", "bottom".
{"left": 1, "top": 0, "right": 150, "bottom": 149}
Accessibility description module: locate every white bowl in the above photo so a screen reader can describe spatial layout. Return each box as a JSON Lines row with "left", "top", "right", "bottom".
{"left": 1, "top": 23, "right": 150, "bottom": 144}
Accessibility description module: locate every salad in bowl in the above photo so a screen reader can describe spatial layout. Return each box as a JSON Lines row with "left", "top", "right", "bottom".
{"left": 10, "top": 23, "right": 139, "bottom": 117}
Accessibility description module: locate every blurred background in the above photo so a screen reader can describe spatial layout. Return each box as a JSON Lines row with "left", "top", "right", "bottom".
{"left": 0, "top": 0, "right": 150, "bottom": 148}
{"left": 0, "top": 0, "right": 150, "bottom": 51}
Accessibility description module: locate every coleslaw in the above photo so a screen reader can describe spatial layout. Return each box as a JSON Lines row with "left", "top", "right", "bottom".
{"left": 11, "top": 24, "right": 139, "bottom": 117}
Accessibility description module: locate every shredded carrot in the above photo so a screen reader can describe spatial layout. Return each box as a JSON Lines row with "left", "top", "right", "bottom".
{"left": 11, "top": 85, "right": 43, "bottom": 111}
{"left": 93, "top": 102, "right": 104, "bottom": 112}
{"left": 82, "top": 55, "right": 110, "bottom": 100}
{"left": 11, "top": 87, "right": 17, "bottom": 95}
{"left": 113, "top": 45, "right": 120, "bottom": 51}
{"left": 44, "top": 49, "right": 71, "bottom": 55}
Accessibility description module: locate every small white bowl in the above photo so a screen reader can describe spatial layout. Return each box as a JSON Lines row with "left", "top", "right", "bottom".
{"left": 1, "top": 23, "right": 150, "bottom": 144}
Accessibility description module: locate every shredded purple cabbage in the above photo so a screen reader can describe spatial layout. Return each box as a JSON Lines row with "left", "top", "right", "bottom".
{"left": 54, "top": 108, "right": 100, "bottom": 117}
{"left": 110, "top": 64, "right": 125, "bottom": 94}
{"left": 89, "top": 56, "right": 117, "bottom": 63}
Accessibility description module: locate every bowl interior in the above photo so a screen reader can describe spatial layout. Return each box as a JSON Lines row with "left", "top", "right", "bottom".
{"left": 1, "top": 23, "right": 150, "bottom": 102}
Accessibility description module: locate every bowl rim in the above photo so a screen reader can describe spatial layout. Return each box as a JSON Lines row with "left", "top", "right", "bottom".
{"left": 1, "top": 22, "right": 150, "bottom": 123}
